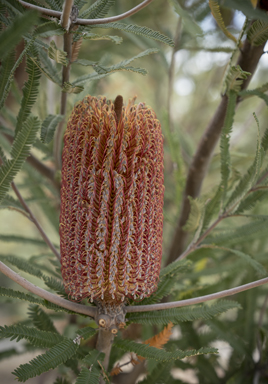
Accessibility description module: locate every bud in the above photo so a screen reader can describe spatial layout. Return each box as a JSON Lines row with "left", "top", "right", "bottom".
{"left": 60, "top": 95, "right": 164, "bottom": 306}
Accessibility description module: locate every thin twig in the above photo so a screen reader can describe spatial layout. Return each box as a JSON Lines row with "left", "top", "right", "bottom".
{"left": 61, "top": 0, "right": 74, "bottom": 30}
{"left": 0, "top": 260, "right": 97, "bottom": 318}
{"left": 18, "top": 0, "right": 154, "bottom": 25}
{"left": 126, "top": 276, "right": 268, "bottom": 313}
{"left": 53, "top": 30, "right": 72, "bottom": 171}
{"left": 11, "top": 182, "right": 61, "bottom": 261}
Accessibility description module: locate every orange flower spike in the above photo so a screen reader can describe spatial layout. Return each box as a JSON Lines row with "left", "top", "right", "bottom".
{"left": 60, "top": 95, "right": 164, "bottom": 309}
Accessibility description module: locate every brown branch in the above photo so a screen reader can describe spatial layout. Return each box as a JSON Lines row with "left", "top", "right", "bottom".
{"left": 18, "top": 0, "right": 154, "bottom": 25}
{"left": 126, "top": 276, "right": 268, "bottom": 313}
{"left": 0, "top": 260, "right": 97, "bottom": 317}
{"left": 11, "top": 182, "right": 61, "bottom": 261}
{"left": 96, "top": 329, "right": 114, "bottom": 375}
{"left": 166, "top": 36, "right": 266, "bottom": 266}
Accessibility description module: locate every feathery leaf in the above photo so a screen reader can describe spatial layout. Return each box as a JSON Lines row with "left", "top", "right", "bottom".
{"left": 73, "top": 48, "right": 159, "bottom": 86}
{"left": 247, "top": 19, "right": 268, "bottom": 46}
{"left": 209, "top": 0, "right": 238, "bottom": 44}
{"left": 41, "top": 115, "right": 64, "bottom": 144}
{"left": 13, "top": 338, "right": 79, "bottom": 382}
{"left": 114, "top": 339, "right": 217, "bottom": 362}
{"left": 224, "top": 65, "right": 251, "bottom": 94}
{"left": 90, "top": 22, "right": 174, "bottom": 47}
{"left": 27, "top": 304, "right": 59, "bottom": 333}
{"left": 48, "top": 40, "right": 68, "bottom": 66}
{"left": 183, "top": 196, "right": 205, "bottom": 232}
{"left": 15, "top": 52, "right": 42, "bottom": 136}
{"left": 75, "top": 350, "right": 105, "bottom": 384}
{"left": 0, "top": 39, "right": 34, "bottom": 111}
{"left": 0, "top": 324, "right": 63, "bottom": 348}
{"left": 126, "top": 300, "right": 241, "bottom": 325}
{"left": 0, "top": 115, "right": 40, "bottom": 203}
{"left": 0, "top": 10, "right": 38, "bottom": 60}
{"left": 220, "top": 90, "right": 236, "bottom": 202}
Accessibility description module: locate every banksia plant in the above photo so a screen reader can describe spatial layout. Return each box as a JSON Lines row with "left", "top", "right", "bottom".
{"left": 60, "top": 95, "right": 164, "bottom": 322}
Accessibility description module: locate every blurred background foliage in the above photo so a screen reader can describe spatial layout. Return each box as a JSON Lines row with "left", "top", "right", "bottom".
{"left": 1, "top": 0, "right": 268, "bottom": 383}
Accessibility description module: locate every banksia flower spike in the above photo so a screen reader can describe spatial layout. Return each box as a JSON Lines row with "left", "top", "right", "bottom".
{"left": 60, "top": 95, "right": 164, "bottom": 323}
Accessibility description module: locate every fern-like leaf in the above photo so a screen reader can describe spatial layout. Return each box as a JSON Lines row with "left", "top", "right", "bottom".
{"left": 62, "top": 82, "right": 84, "bottom": 94}
{"left": 206, "top": 219, "right": 267, "bottom": 246}
{"left": 138, "top": 362, "right": 174, "bottom": 384}
{"left": 200, "top": 245, "right": 266, "bottom": 277}
{"left": 73, "top": 48, "right": 159, "bottom": 87}
{"left": 202, "top": 187, "right": 222, "bottom": 230}
{"left": 79, "top": 0, "right": 114, "bottom": 19}
{"left": 27, "top": 304, "right": 59, "bottom": 333}
{"left": 0, "top": 324, "right": 63, "bottom": 348}
{"left": 209, "top": 0, "right": 238, "bottom": 44}
{"left": 40, "top": 114, "right": 63, "bottom": 143}
{"left": 90, "top": 22, "right": 174, "bottom": 47}
{"left": 0, "top": 115, "right": 40, "bottom": 203}
{"left": 35, "top": 21, "right": 65, "bottom": 38}
{"left": 224, "top": 65, "right": 251, "bottom": 94}
{"left": 82, "top": 32, "right": 123, "bottom": 44}
{"left": 48, "top": 40, "right": 68, "bottom": 66}
{"left": 15, "top": 52, "right": 42, "bottom": 135}
{"left": 35, "top": 48, "right": 61, "bottom": 85}
{"left": 170, "top": 0, "right": 202, "bottom": 37}
{"left": 183, "top": 196, "right": 205, "bottom": 232}
{"left": 13, "top": 339, "right": 79, "bottom": 382}
{"left": 0, "top": 10, "right": 38, "bottom": 60}
{"left": 0, "top": 39, "right": 34, "bottom": 110}
{"left": 0, "top": 286, "right": 71, "bottom": 313}
{"left": 126, "top": 300, "right": 241, "bottom": 325}
{"left": 75, "top": 350, "right": 105, "bottom": 384}
{"left": 247, "top": 19, "right": 268, "bottom": 46}
{"left": 135, "top": 260, "right": 191, "bottom": 306}
{"left": 76, "top": 326, "right": 97, "bottom": 341}
{"left": 225, "top": 114, "right": 263, "bottom": 212}
{"left": 115, "top": 339, "right": 217, "bottom": 362}
{"left": 45, "top": 0, "right": 63, "bottom": 11}
{"left": 220, "top": 90, "right": 236, "bottom": 202}
{"left": 0, "top": 51, "right": 15, "bottom": 105}
{"left": 236, "top": 189, "right": 268, "bottom": 213}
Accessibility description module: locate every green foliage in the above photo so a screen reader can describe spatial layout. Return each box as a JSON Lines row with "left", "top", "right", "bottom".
{"left": 1, "top": 1, "right": 268, "bottom": 383}
{"left": 48, "top": 40, "right": 68, "bottom": 66}
{"left": 89, "top": 22, "right": 174, "bottom": 47}
{"left": 220, "top": 91, "right": 236, "bottom": 203}
{"left": 127, "top": 300, "right": 241, "bottom": 325}
{"left": 13, "top": 338, "right": 79, "bottom": 382}
{"left": 114, "top": 339, "right": 217, "bottom": 361}
{"left": 0, "top": 10, "right": 38, "bottom": 60}
{"left": 0, "top": 324, "right": 63, "bottom": 348}
{"left": 0, "top": 115, "right": 40, "bottom": 203}
{"left": 75, "top": 350, "right": 105, "bottom": 384}
{"left": 73, "top": 48, "right": 159, "bottom": 86}
{"left": 41, "top": 114, "right": 64, "bottom": 143}
{"left": 0, "top": 38, "right": 34, "bottom": 110}
{"left": 76, "top": 326, "right": 97, "bottom": 340}
{"left": 183, "top": 196, "right": 205, "bottom": 232}
{"left": 15, "top": 52, "right": 42, "bottom": 135}
{"left": 224, "top": 65, "right": 251, "bottom": 94}
{"left": 27, "top": 304, "right": 59, "bottom": 333}
{"left": 248, "top": 19, "right": 268, "bottom": 46}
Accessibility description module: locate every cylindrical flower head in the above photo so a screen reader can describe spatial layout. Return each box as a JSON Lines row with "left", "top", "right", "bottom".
{"left": 60, "top": 95, "right": 164, "bottom": 305}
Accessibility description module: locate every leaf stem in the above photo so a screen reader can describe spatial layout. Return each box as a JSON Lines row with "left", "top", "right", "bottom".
{"left": 18, "top": 0, "right": 155, "bottom": 25}
{"left": 0, "top": 260, "right": 97, "bottom": 317}
{"left": 11, "top": 182, "right": 61, "bottom": 261}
